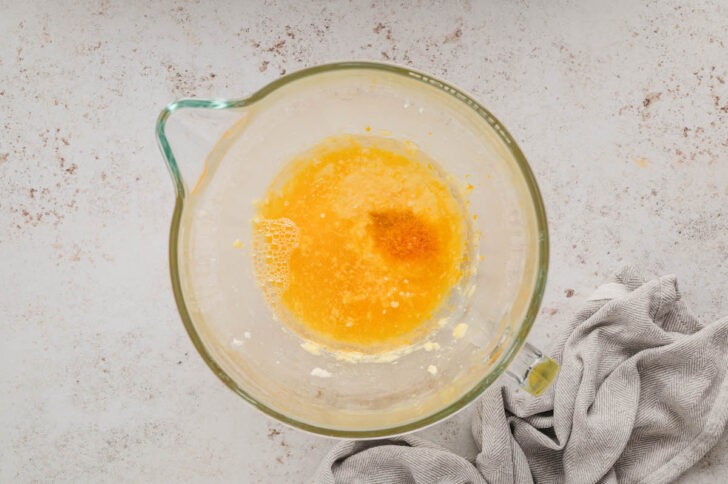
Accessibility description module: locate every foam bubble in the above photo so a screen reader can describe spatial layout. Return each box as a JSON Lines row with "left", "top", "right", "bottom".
{"left": 252, "top": 217, "right": 300, "bottom": 301}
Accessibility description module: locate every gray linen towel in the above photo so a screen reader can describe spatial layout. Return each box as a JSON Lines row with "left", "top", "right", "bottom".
{"left": 313, "top": 267, "right": 728, "bottom": 483}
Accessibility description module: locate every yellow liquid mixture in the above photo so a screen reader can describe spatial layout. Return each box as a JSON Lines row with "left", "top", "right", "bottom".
{"left": 253, "top": 135, "right": 469, "bottom": 351}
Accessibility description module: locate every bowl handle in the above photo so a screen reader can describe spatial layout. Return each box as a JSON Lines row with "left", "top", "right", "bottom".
{"left": 156, "top": 99, "right": 246, "bottom": 197}
{"left": 505, "top": 342, "right": 559, "bottom": 396}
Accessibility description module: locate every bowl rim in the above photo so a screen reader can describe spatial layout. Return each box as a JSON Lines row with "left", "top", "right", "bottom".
{"left": 156, "top": 61, "right": 549, "bottom": 438}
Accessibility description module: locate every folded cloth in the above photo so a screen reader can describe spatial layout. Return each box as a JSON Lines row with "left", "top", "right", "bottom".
{"left": 313, "top": 267, "right": 728, "bottom": 484}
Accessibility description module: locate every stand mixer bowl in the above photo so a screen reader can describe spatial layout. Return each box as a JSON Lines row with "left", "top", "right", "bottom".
{"left": 156, "top": 62, "right": 554, "bottom": 437}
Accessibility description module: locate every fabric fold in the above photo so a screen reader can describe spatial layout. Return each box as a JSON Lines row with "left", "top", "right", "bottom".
{"left": 313, "top": 267, "right": 728, "bottom": 484}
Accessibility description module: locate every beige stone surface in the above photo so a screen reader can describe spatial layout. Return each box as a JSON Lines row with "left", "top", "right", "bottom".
{"left": 1, "top": 0, "right": 726, "bottom": 481}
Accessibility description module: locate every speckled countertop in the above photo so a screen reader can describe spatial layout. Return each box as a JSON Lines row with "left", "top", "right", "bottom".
{"left": 2, "top": 1, "right": 727, "bottom": 482}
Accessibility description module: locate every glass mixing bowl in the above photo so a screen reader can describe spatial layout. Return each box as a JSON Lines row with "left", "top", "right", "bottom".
{"left": 156, "top": 62, "right": 555, "bottom": 437}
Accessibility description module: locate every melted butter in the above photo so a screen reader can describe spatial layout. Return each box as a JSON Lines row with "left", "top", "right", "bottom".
{"left": 253, "top": 135, "right": 469, "bottom": 352}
